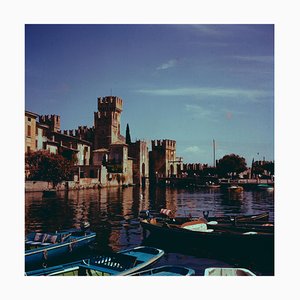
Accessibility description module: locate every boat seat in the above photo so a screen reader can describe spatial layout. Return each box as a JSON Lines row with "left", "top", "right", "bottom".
{"left": 40, "top": 234, "right": 58, "bottom": 246}
{"left": 181, "top": 221, "right": 214, "bottom": 232}
{"left": 26, "top": 233, "right": 47, "bottom": 245}
{"left": 61, "top": 233, "right": 72, "bottom": 242}
{"left": 89, "top": 253, "right": 138, "bottom": 271}
{"left": 207, "top": 221, "right": 218, "bottom": 225}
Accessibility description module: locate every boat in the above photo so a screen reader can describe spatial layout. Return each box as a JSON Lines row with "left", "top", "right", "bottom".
{"left": 140, "top": 209, "right": 270, "bottom": 225}
{"left": 257, "top": 184, "right": 274, "bottom": 191}
{"left": 25, "top": 246, "right": 165, "bottom": 276}
{"left": 25, "top": 222, "right": 96, "bottom": 271}
{"left": 204, "top": 267, "right": 256, "bottom": 276}
{"left": 140, "top": 218, "right": 274, "bottom": 261}
{"left": 206, "top": 220, "right": 274, "bottom": 234}
{"left": 207, "top": 184, "right": 221, "bottom": 188}
{"left": 42, "top": 189, "right": 57, "bottom": 197}
{"left": 228, "top": 185, "right": 243, "bottom": 192}
{"left": 205, "top": 182, "right": 220, "bottom": 188}
{"left": 130, "top": 265, "right": 195, "bottom": 276}
{"left": 202, "top": 211, "right": 270, "bottom": 224}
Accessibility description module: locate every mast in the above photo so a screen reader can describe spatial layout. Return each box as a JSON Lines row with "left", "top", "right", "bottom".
{"left": 213, "top": 139, "right": 216, "bottom": 167}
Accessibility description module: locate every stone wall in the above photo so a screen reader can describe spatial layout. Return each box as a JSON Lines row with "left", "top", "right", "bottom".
{"left": 25, "top": 171, "right": 130, "bottom": 192}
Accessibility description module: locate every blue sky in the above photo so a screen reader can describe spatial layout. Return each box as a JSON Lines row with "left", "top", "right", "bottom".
{"left": 25, "top": 24, "right": 274, "bottom": 165}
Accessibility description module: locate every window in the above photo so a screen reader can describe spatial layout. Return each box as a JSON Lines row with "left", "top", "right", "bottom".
{"left": 27, "top": 125, "right": 31, "bottom": 137}
{"left": 28, "top": 117, "right": 31, "bottom": 122}
{"left": 27, "top": 146, "right": 30, "bottom": 153}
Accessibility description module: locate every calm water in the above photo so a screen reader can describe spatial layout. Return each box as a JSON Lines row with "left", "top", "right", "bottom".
{"left": 25, "top": 186, "right": 274, "bottom": 275}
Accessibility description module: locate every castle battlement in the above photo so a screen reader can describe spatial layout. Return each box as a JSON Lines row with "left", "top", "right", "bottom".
{"left": 151, "top": 139, "right": 176, "bottom": 150}
{"left": 97, "top": 96, "right": 123, "bottom": 112}
{"left": 39, "top": 114, "right": 60, "bottom": 132}
{"left": 39, "top": 114, "right": 60, "bottom": 123}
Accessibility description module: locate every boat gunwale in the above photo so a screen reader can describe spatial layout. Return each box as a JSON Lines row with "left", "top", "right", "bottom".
{"left": 129, "top": 265, "right": 195, "bottom": 276}
{"left": 25, "top": 232, "right": 96, "bottom": 256}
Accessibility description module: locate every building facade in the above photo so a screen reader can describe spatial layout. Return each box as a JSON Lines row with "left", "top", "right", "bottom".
{"left": 25, "top": 111, "right": 39, "bottom": 153}
{"left": 128, "top": 140, "right": 149, "bottom": 186}
{"left": 25, "top": 95, "right": 151, "bottom": 187}
{"left": 149, "top": 139, "right": 182, "bottom": 182}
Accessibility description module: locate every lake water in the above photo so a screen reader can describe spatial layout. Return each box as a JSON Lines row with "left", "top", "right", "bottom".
{"left": 25, "top": 185, "right": 274, "bottom": 275}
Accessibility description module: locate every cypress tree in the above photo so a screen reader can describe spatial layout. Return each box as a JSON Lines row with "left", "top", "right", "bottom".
{"left": 126, "top": 123, "right": 131, "bottom": 145}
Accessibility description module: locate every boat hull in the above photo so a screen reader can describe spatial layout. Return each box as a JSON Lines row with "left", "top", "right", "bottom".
{"left": 204, "top": 267, "right": 256, "bottom": 276}
{"left": 141, "top": 220, "right": 274, "bottom": 265}
{"left": 25, "top": 232, "right": 96, "bottom": 271}
{"left": 140, "top": 210, "right": 270, "bottom": 224}
{"left": 25, "top": 246, "right": 164, "bottom": 276}
{"left": 130, "top": 265, "right": 195, "bottom": 276}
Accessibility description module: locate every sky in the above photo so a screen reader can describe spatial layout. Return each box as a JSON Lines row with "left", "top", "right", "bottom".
{"left": 25, "top": 24, "right": 274, "bottom": 165}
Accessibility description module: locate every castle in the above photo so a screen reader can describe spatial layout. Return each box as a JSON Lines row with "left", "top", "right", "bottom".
{"left": 26, "top": 95, "right": 182, "bottom": 187}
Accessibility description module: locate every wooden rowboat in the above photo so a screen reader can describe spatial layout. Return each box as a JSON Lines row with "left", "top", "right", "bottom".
{"left": 130, "top": 265, "right": 195, "bottom": 276}
{"left": 140, "top": 209, "right": 270, "bottom": 224}
{"left": 25, "top": 223, "right": 96, "bottom": 271}
{"left": 140, "top": 218, "right": 274, "bottom": 263}
{"left": 25, "top": 246, "right": 165, "bottom": 276}
{"left": 204, "top": 267, "right": 256, "bottom": 276}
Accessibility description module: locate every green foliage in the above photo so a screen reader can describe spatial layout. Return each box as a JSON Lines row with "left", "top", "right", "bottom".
{"left": 262, "top": 161, "right": 274, "bottom": 175}
{"left": 106, "top": 163, "right": 123, "bottom": 173}
{"left": 26, "top": 150, "right": 74, "bottom": 186}
{"left": 217, "top": 154, "right": 247, "bottom": 178}
{"left": 125, "top": 123, "right": 131, "bottom": 145}
{"left": 252, "top": 161, "right": 274, "bottom": 177}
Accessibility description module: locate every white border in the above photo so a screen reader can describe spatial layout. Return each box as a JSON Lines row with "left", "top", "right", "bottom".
{"left": 1, "top": 0, "right": 298, "bottom": 298}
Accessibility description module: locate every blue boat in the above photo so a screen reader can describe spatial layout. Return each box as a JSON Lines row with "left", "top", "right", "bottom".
{"left": 130, "top": 265, "right": 195, "bottom": 276}
{"left": 25, "top": 246, "right": 165, "bottom": 276}
{"left": 25, "top": 222, "right": 96, "bottom": 270}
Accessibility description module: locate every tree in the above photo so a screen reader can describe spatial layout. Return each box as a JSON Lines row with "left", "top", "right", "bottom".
{"left": 217, "top": 154, "right": 247, "bottom": 178}
{"left": 26, "top": 150, "right": 74, "bottom": 187}
{"left": 252, "top": 164, "right": 265, "bottom": 177}
{"left": 125, "top": 123, "right": 131, "bottom": 145}
{"left": 263, "top": 161, "right": 274, "bottom": 176}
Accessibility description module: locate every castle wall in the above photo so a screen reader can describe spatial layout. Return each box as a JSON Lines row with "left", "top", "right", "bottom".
{"left": 129, "top": 140, "right": 149, "bottom": 185}
{"left": 39, "top": 114, "right": 61, "bottom": 132}
{"left": 150, "top": 139, "right": 177, "bottom": 179}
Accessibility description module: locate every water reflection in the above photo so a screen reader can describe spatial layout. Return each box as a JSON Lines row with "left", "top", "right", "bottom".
{"left": 25, "top": 185, "right": 274, "bottom": 274}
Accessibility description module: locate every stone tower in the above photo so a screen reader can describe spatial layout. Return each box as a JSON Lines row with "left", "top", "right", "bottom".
{"left": 94, "top": 96, "right": 124, "bottom": 149}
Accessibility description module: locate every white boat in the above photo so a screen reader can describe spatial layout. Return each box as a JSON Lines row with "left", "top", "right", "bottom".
{"left": 130, "top": 265, "right": 195, "bottom": 276}
{"left": 204, "top": 267, "right": 256, "bottom": 276}
{"left": 228, "top": 185, "right": 244, "bottom": 191}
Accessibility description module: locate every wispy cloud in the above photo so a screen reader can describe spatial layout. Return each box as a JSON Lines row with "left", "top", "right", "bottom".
{"left": 189, "top": 25, "right": 222, "bottom": 36}
{"left": 183, "top": 146, "right": 202, "bottom": 153}
{"left": 137, "top": 87, "right": 269, "bottom": 102}
{"left": 185, "top": 103, "right": 244, "bottom": 122}
{"left": 185, "top": 104, "right": 214, "bottom": 119}
{"left": 156, "top": 59, "right": 178, "bottom": 70}
{"left": 233, "top": 55, "right": 274, "bottom": 64}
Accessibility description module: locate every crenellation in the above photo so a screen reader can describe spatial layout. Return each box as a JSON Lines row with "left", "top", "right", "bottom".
{"left": 39, "top": 114, "right": 60, "bottom": 132}
{"left": 151, "top": 139, "right": 176, "bottom": 151}
{"left": 97, "top": 96, "right": 123, "bottom": 112}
